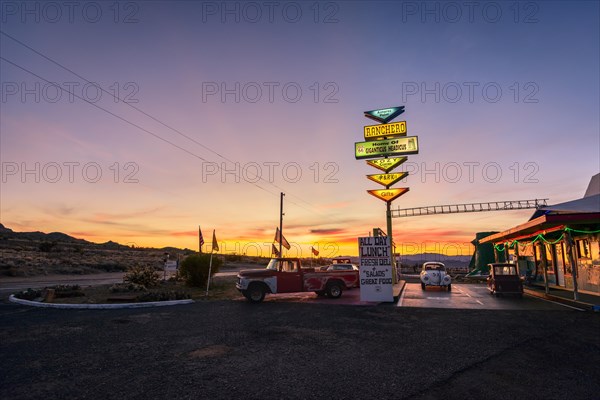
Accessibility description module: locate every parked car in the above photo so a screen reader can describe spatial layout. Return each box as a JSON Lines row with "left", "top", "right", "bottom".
{"left": 326, "top": 264, "right": 359, "bottom": 271}
{"left": 420, "top": 262, "right": 451, "bottom": 291}
{"left": 487, "top": 263, "right": 523, "bottom": 297}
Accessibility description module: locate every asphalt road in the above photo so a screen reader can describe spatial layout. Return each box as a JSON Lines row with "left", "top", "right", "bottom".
{"left": 1, "top": 299, "right": 599, "bottom": 400}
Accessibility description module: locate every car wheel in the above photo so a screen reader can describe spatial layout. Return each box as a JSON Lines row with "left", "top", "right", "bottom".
{"left": 326, "top": 282, "right": 343, "bottom": 299}
{"left": 447, "top": 284, "right": 452, "bottom": 291}
{"left": 315, "top": 290, "right": 326, "bottom": 297}
{"left": 246, "top": 284, "right": 265, "bottom": 303}
{"left": 421, "top": 282, "right": 426, "bottom": 290}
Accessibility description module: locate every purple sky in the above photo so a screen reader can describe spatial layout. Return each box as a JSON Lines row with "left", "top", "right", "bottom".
{"left": 1, "top": 1, "right": 598, "bottom": 257}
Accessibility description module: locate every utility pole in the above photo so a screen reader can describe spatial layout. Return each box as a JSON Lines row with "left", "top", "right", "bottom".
{"left": 279, "top": 192, "right": 284, "bottom": 257}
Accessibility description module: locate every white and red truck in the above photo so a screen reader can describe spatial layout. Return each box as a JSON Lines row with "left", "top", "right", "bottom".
{"left": 236, "top": 258, "right": 359, "bottom": 303}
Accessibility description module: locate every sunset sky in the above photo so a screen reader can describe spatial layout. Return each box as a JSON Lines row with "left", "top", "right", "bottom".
{"left": 1, "top": 1, "right": 598, "bottom": 258}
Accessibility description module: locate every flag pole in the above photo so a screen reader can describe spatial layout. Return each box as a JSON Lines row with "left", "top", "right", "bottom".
{"left": 206, "top": 252, "right": 213, "bottom": 296}
{"left": 279, "top": 192, "right": 284, "bottom": 258}
{"left": 206, "top": 229, "right": 218, "bottom": 296}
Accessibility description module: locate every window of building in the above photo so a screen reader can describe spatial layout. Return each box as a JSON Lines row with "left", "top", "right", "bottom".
{"left": 577, "top": 239, "right": 591, "bottom": 259}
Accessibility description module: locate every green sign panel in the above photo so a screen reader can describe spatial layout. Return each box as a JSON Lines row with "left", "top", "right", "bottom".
{"left": 364, "top": 106, "right": 405, "bottom": 124}
{"left": 355, "top": 136, "right": 419, "bottom": 160}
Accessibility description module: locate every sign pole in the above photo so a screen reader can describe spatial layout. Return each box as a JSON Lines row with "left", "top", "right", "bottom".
{"left": 386, "top": 202, "right": 397, "bottom": 284}
{"left": 357, "top": 105, "right": 416, "bottom": 297}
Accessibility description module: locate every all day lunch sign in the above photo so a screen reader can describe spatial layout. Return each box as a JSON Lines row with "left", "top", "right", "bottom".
{"left": 358, "top": 236, "right": 394, "bottom": 302}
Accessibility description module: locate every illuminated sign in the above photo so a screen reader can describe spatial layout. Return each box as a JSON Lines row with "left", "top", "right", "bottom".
{"left": 367, "top": 188, "right": 409, "bottom": 203}
{"left": 366, "top": 157, "right": 407, "bottom": 173}
{"left": 364, "top": 106, "right": 405, "bottom": 124}
{"left": 364, "top": 121, "right": 407, "bottom": 141}
{"left": 367, "top": 172, "right": 408, "bottom": 188}
{"left": 358, "top": 236, "right": 393, "bottom": 302}
{"left": 355, "top": 136, "right": 419, "bottom": 160}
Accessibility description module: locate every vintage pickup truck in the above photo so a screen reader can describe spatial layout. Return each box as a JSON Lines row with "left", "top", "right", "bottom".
{"left": 236, "top": 258, "right": 359, "bottom": 303}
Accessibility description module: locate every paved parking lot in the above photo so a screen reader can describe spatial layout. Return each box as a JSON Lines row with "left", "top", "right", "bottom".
{"left": 1, "top": 299, "right": 599, "bottom": 400}
{"left": 398, "top": 283, "right": 580, "bottom": 310}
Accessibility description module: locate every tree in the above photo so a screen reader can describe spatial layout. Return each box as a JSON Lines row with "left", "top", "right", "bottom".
{"left": 178, "top": 254, "right": 222, "bottom": 287}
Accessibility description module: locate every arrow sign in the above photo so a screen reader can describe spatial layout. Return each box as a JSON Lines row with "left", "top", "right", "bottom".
{"left": 367, "top": 188, "right": 409, "bottom": 203}
{"left": 355, "top": 136, "right": 419, "bottom": 160}
{"left": 367, "top": 172, "right": 408, "bottom": 188}
{"left": 366, "top": 157, "right": 407, "bottom": 173}
{"left": 364, "top": 106, "right": 405, "bottom": 124}
{"left": 364, "top": 121, "right": 407, "bottom": 141}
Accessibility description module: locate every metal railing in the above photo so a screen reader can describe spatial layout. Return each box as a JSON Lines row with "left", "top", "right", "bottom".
{"left": 391, "top": 199, "right": 549, "bottom": 218}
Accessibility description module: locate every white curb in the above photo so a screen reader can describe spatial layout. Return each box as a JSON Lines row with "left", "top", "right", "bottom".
{"left": 8, "top": 295, "right": 194, "bottom": 309}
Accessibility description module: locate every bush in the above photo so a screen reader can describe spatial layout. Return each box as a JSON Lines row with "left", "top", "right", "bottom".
{"left": 14, "top": 288, "right": 42, "bottom": 300}
{"left": 124, "top": 265, "right": 160, "bottom": 287}
{"left": 178, "top": 254, "right": 222, "bottom": 287}
{"left": 52, "top": 284, "right": 84, "bottom": 298}
{"left": 109, "top": 282, "right": 146, "bottom": 293}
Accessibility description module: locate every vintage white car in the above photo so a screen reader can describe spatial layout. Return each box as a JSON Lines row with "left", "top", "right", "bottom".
{"left": 420, "top": 262, "right": 452, "bottom": 291}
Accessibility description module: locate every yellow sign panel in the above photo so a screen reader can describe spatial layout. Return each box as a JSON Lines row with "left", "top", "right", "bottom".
{"left": 364, "top": 121, "right": 407, "bottom": 141}
{"left": 367, "top": 172, "right": 408, "bottom": 188}
{"left": 367, "top": 188, "right": 409, "bottom": 203}
{"left": 366, "top": 157, "right": 407, "bottom": 173}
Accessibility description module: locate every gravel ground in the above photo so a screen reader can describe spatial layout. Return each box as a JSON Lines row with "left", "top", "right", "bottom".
{"left": 1, "top": 300, "right": 599, "bottom": 400}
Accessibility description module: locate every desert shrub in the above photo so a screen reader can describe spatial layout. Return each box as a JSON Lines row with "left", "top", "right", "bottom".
{"left": 136, "top": 291, "right": 190, "bottom": 302}
{"left": 94, "top": 263, "right": 127, "bottom": 272}
{"left": 52, "top": 284, "right": 84, "bottom": 298}
{"left": 178, "top": 254, "right": 222, "bottom": 287}
{"left": 109, "top": 282, "right": 146, "bottom": 293}
{"left": 124, "top": 265, "right": 160, "bottom": 287}
{"left": 14, "top": 288, "right": 42, "bottom": 300}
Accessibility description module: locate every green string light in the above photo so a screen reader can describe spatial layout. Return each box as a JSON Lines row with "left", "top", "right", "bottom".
{"left": 492, "top": 225, "right": 598, "bottom": 249}
{"left": 565, "top": 227, "right": 600, "bottom": 234}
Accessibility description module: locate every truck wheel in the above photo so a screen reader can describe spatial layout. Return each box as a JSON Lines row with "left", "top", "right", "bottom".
{"left": 326, "top": 282, "right": 343, "bottom": 299}
{"left": 246, "top": 284, "right": 265, "bottom": 303}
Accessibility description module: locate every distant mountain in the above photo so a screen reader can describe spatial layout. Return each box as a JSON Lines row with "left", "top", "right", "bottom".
{"left": 399, "top": 253, "right": 472, "bottom": 263}
{"left": 0, "top": 223, "right": 14, "bottom": 234}
{"left": 0, "top": 224, "right": 179, "bottom": 252}
{"left": 0, "top": 224, "right": 108, "bottom": 247}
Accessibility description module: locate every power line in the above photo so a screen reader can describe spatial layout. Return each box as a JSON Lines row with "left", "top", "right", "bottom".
{"left": 0, "top": 30, "right": 322, "bottom": 214}
{"left": 0, "top": 56, "right": 279, "bottom": 197}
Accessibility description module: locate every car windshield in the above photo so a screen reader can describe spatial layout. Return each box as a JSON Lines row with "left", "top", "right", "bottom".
{"left": 266, "top": 259, "right": 278, "bottom": 271}
{"left": 424, "top": 263, "right": 445, "bottom": 271}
